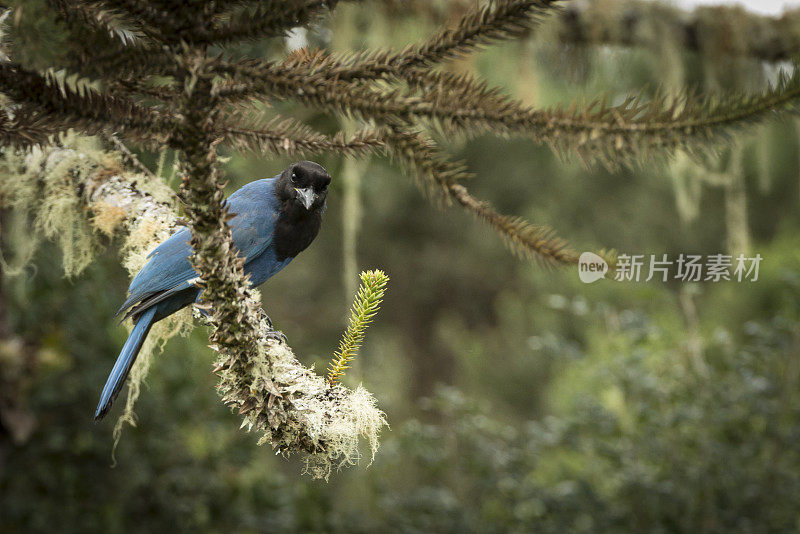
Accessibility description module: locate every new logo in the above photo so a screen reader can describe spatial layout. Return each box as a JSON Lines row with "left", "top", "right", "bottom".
{"left": 578, "top": 252, "right": 608, "bottom": 283}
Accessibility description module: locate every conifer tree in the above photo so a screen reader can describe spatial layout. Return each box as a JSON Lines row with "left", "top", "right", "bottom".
{"left": 1, "top": 0, "right": 800, "bottom": 475}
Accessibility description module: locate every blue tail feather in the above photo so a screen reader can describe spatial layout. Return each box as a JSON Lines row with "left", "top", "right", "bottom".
{"left": 94, "top": 306, "right": 158, "bottom": 421}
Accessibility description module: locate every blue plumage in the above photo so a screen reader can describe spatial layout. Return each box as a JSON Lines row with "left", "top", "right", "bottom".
{"left": 95, "top": 162, "right": 331, "bottom": 421}
{"left": 95, "top": 306, "right": 156, "bottom": 420}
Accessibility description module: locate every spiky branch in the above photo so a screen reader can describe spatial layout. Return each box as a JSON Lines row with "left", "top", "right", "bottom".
{"left": 324, "top": 0, "right": 562, "bottom": 82}
{"left": 360, "top": 0, "right": 800, "bottom": 63}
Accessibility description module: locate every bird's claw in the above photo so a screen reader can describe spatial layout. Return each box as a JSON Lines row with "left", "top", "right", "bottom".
{"left": 257, "top": 308, "right": 274, "bottom": 329}
{"left": 265, "top": 329, "right": 287, "bottom": 344}
{"left": 257, "top": 309, "right": 283, "bottom": 343}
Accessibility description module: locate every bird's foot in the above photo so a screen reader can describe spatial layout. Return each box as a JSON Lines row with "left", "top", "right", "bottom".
{"left": 265, "top": 329, "right": 287, "bottom": 344}
{"left": 257, "top": 308, "right": 273, "bottom": 329}
{"left": 256, "top": 308, "right": 284, "bottom": 343}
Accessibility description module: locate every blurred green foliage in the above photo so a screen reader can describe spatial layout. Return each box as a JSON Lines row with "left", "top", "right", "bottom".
{"left": 3, "top": 1, "right": 800, "bottom": 532}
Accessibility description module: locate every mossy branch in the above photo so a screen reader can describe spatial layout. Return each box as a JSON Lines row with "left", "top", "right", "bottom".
{"left": 0, "top": 135, "right": 387, "bottom": 479}
{"left": 327, "top": 270, "right": 389, "bottom": 386}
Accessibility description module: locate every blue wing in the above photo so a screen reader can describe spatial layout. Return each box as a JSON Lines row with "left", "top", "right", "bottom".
{"left": 116, "top": 177, "right": 281, "bottom": 319}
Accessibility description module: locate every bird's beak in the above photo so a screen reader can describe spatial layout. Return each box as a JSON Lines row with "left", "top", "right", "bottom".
{"left": 295, "top": 187, "right": 315, "bottom": 210}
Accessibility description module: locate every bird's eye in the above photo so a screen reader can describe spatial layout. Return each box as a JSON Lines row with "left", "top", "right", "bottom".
{"left": 291, "top": 172, "right": 297, "bottom": 183}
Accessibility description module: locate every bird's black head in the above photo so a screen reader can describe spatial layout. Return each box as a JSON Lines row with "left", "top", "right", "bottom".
{"left": 277, "top": 161, "right": 331, "bottom": 213}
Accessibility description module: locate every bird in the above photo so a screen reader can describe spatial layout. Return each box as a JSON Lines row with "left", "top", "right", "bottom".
{"left": 94, "top": 161, "right": 331, "bottom": 421}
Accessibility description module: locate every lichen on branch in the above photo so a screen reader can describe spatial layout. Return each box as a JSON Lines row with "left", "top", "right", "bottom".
{"left": 172, "top": 49, "right": 386, "bottom": 478}
{"left": 0, "top": 135, "right": 387, "bottom": 479}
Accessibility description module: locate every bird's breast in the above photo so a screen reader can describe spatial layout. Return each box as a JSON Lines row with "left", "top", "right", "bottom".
{"left": 273, "top": 211, "right": 323, "bottom": 261}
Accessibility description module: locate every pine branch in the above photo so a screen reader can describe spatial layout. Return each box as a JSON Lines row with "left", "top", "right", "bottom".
{"left": 219, "top": 116, "right": 385, "bottom": 158}
{"left": 383, "top": 124, "right": 578, "bottom": 265}
{"left": 95, "top": 0, "right": 202, "bottom": 40}
{"left": 190, "top": 0, "right": 333, "bottom": 45}
{"left": 107, "top": 133, "right": 157, "bottom": 180}
{"left": 292, "top": 59, "right": 800, "bottom": 169}
{"left": 386, "top": 67, "right": 800, "bottom": 169}
{"left": 407, "top": 68, "right": 800, "bottom": 168}
{"left": 215, "top": 58, "right": 424, "bottom": 122}
{"left": 47, "top": 0, "right": 145, "bottom": 46}
{"left": 174, "top": 51, "right": 260, "bottom": 365}
{"left": 327, "top": 269, "right": 389, "bottom": 386}
{"left": 109, "top": 77, "right": 179, "bottom": 102}
{"left": 217, "top": 45, "right": 517, "bottom": 124}
{"left": 68, "top": 42, "right": 176, "bottom": 83}
{"left": 447, "top": 183, "right": 577, "bottom": 265}
{"left": 512, "top": 69, "right": 800, "bottom": 168}
{"left": 216, "top": 52, "right": 516, "bottom": 138}
{"left": 0, "top": 63, "right": 170, "bottom": 147}
{"left": 220, "top": 39, "right": 800, "bottom": 171}
{"left": 326, "top": 0, "right": 562, "bottom": 82}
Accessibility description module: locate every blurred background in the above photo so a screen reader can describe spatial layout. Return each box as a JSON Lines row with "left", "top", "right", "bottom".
{"left": 3, "top": 0, "right": 800, "bottom": 532}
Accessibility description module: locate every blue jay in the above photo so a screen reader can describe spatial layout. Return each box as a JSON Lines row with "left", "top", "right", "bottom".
{"left": 94, "top": 161, "right": 331, "bottom": 421}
